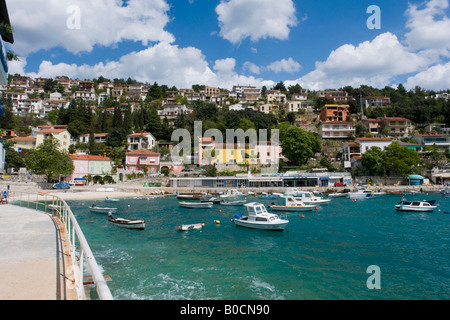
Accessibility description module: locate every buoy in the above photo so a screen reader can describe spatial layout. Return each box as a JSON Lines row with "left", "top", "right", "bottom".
{"left": 315, "top": 207, "right": 318, "bottom": 210}
{"left": 301, "top": 215, "right": 305, "bottom": 218}
{"left": 219, "top": 209, "right": 222, "bottom": 213}
{"left": 215, "top": 220, "right": 220, "bottom": 224}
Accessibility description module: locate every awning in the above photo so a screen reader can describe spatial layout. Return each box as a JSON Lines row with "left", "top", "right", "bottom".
{"left": 320, "top": 177, "right": 329, "bottom": 180}
{"left": 407, "top": 175, "right": 424, "bottom": 180}
{"left": 74, "top": 178, "right": 86, "bottom": 181}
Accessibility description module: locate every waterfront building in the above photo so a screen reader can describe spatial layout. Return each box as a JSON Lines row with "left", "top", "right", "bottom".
{"left": 341, "top": 137, "right": 392, "bottom": 169}
{"left": 67, "top": 154, "right": 113, "bottom": 183}
{"left": 125, "top": 149, "right": 160, "bottom": 173}
{"left": 35, "top": 127, "right": 72, "bottom": 152}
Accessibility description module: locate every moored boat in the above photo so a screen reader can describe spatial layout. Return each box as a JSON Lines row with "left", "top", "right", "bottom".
{"left": 89, "top": 205, "right": 118, "bottom": 213}
{"left": 220, "top": 200, "right": 246, "bottom": 206}
{"left": 258, "top": 192, "right": 278, "bottom": 199}
{"left": 179, "top": 201, "right": 213, "bottom": 209}
{"left": 291, "top": 191, "right": 331, "bottom": 205}
{"left": 269, "top": 196, "right": 316, "bottom": 212}
{"left": 232, "top": 202, "right": 289, "bottom": 231}
{"left": 108, "top": 212, "right": 145, "bottom": 230}
{"left": 176, "top": 223, "right": 205, "bottom": 231}
{"left": 201, "top": 197, "right": 221, "bottom": 204}
{"left": 347, "top": 188, "right": 385, "bottom": 199}
{"left": 177, "top": 194, "right": 203, "bottom": 200}
{"left": 219, "top": 189, "right": 246, "bottom": 198}
{"left": 395, "top": 199, "right": 437, "bottom": 212}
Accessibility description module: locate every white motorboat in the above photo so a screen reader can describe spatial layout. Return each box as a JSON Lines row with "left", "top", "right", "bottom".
{"left": 201, "top": 197, "right": 221, "bottom": 204}
{"left": 292, "top": 191, "right": 331, "bottom": 205}
{"left": 233, "top": 202, "right": 289, "bottom": 231}
{"left": 220, "top": 200, "right": 246, "bottom": 206}
{"left": 89, "top": 205, "right": 118, "bottom": 214}
{"left": 105, "top": 197, "right": 120, "bottom": 202}
{"left": 108, "top": 212, "right": 145, "bottom": 230}
{"left": 269, "top": 196, "right": 316, "bottom": 212}
{"left": 176, "top": 223, "right": 205, "bottom": 231}
{"left": 395, "top": 199, "right": 437, "bottom": 212}
{"left": 179, "top": 201, "right": 213, "bottom": 209}
{"left": 220, "top": 189, "right": 246, "bottom": 198}
{"left": 133, "top": 195, "right": 157, "bottom": 200}
{"left": 347, "top": 188, "right": 385, "bottom": 199}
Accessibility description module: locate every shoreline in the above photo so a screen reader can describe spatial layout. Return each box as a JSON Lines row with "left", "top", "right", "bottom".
{"left": 2, "top": 181, "right": 446, "bottom": 201}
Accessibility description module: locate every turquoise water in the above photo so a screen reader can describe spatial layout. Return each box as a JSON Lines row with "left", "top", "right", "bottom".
{"left": 69, "top": 193, "right": 450, "bottom": 300}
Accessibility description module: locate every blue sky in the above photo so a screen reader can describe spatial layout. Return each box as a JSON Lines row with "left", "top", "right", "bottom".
{"left": 5, "top": 0, "right": 450, "bottom": 90}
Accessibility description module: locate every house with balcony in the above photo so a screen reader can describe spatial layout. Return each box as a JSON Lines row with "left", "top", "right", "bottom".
{"left": 378, "top": 115, "right": 412, "bottom": 138}
{"left": 319, "top": 122, "right": 355, "bottom": 139}
{"left": 125, "top": 149, "right": 160, "bottom": 173}
{"left": 41, "top": 100, "right": 70, "bottom": 118}
{"left": 363, "top": 95, "right": 390, "bottom": 108}
{"left": 127, "top": 132, "right": 156, "bottom": 151}
{"left": 10, "top": 136, "right": 36, "bottom": 151}
{"left": 317, "top": 90, "right": 349, "bottom": 102}
{"left": 341, "top": 137, "right": 392, "bottom": 169}
{"left": 413, "top": 133, "right": 450, "bottom": 154}
{"left": 73, "top": 91, "right": 96, "bottom": 102}
{"left": 79, "top": 133, "right": 109, "bottom": 145}
{"left": 320, "top": 104, "right": 350, "bottom": 122}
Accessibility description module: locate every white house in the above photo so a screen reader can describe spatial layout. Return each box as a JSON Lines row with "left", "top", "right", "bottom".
{"left": 342, "top": 137, "right": 392, "bottom": 169}
{"left": 127, "top": 132, "right": 156, "bottom": 151}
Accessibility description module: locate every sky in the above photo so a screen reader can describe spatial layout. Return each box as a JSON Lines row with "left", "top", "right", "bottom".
{"left": 4, "top": 0, "right": 450, "bottom": 91}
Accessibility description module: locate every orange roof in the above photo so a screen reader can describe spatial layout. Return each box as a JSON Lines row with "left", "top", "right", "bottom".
{"left": 126, "top": 149, "right": 160, "bottom": 156}
{"left": 128, "top": 132, "right": 152, "bottom": 137}
{"left": 38, "top": 129, "right": 67, "bottom": 134}
{"left": 11, "top": 136, "right": 36, "bottom": 141}
{"left": 356, "top": 137, "right": 391, "bottom": 141}
{"left": 69, "top": 154, "right": 111, "bottom": 161}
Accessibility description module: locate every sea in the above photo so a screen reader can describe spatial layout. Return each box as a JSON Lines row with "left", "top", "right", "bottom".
{"left": 68, "top": 192, "right": 450, "bottom": 301}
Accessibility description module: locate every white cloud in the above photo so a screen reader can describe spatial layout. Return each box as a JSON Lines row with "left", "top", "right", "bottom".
{"left": 267, "top": 58, "right": 301, "bottom": 73}
{"left": 405, "top": 0, "right": 450, "bottom": 57}
{"left": 8, "top": 0, "right": 174, "bottom": 55}
{"left": 291, "top": 33, "right": 430, "bottom": 90}
{"left": 405, "top": 62, "right": 450, "bottom": 90}
{"left": 215, "top": 0, "right": 298, "bottom": 44}
{"left": 243, "top": 61, "right": 261, "bottom": 74}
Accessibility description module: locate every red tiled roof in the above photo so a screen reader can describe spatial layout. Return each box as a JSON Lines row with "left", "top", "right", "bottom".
{"left": 126, "top": 149, "right": 160, "bottom": 156}
{"left": 69, "top": 154, "right": 111, "bottom": 161}
{"left": 38, "top": 129, "right": 67, "bottom": 134}
{"left": 128, "top": 132, "right": 152, "bottom": 137}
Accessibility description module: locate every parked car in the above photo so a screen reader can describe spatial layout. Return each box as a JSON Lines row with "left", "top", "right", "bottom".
{"left": 334, "top": 182, "right": 346, "bottom": 187}
{"left": 52, "top": 182, "right": 70, "bottom": 189}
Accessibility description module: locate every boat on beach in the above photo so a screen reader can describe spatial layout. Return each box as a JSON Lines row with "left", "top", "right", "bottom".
{"left": 269, "top": 196, "right": 316, "bottom": 212}
{"left": 105, "top": 197, "right": 120, "bottom": 202}
{"left": 176, "top": 223, "right": 205, "bottom": 231}
{"left": 179, "top": 201, "right": 213, "bottom": 209}
{"left": 395, "top": 198, "right": 438, "bottom": 212}
{"left": 89, "top": 205, "right": 118, "bottom": 213}
{"left": 108, "top": 212, "right": 145, "bottom": 230}
{"left": 232, "top": 202, "right": 289, "bottom": 231}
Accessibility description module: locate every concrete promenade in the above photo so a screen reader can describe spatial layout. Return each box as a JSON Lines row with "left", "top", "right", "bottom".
{"left": 0, "top": 204, "right": 58, "bottom": 300}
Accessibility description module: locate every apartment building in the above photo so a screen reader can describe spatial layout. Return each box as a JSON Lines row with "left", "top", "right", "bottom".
{"left": 341, "top": 137, "right": 392, "bottom": 169}
{"left": 320, "top": 104, "right": 350, "bottom": 122}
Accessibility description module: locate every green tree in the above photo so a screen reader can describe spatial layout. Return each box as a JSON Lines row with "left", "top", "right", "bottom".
{"left": 25, "top": 138, "right": 74, "bottom": 182}
{"left": 280, "top": 126, "right": 321, "bottom": 166}
{"left": 382, "top": 142, "right": 419, "bottom": 176}
{"left": 361, "top": 146, "right": 384, "bottom": 176}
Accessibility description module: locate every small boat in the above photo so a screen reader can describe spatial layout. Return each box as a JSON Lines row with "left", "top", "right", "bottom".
{"left": 133, "top": 195, "right": 157, "bottom": 200}
{"left": 176, "top": 223, "right": 205, "bottom": 231}
{"left": 201, "top": 197, "right": 221, "bottom": 204}
{"left": 395, "top": 198, "right": 438, "bottom": 212}
{"left": 233, "top": 202, "right": 289, "bottom": 231}
{"left": 440, "top": 187, "right": 450, "bottom": 195}
{"left": 89, "top": 205, "right": 118, "bottom": 214}
{"left": 347, "top": 188, "right": 385, "bottom": 199}
{"left": 292, "top": 191, "right": 331, "bottom": 205}
{"left": 258, "top": 192, "right": 278, "bottom": 199}
{"left": 220, "top": 200, "right": 246, "bottom": 206}
{"left": 220, "top": 189, "right": 246, "bottom": 198}
{"left": 179, "top": 201, "right": 213, "bottom": 209}
{"left": 269, "top": 196, "right": 316, "bottom": 212}
{"left": 177, "top": 194, "right": 203, "bottom": 200}
{"left": 108, "top": 212, "right": 145, "bottom": 230}
{"left": 105, "top": 197, "right": 120, "bottom": 202}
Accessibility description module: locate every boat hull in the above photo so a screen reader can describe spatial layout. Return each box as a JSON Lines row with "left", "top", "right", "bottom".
{"left": 220, "top": 201, "right": 246, "bottom": 206}
{"left": 177, "top": 223, "right": 205, "bottom": 231}
{"left": 109, "top": 218, "right": 145, "bottom": 230}
{"left": 179, "top": 201, "right": 213, "bottom": 209}
{"left": 90, "top": 207, "right": 117, "bottom": 213}
{"left": 234, "top": 219, "right": 288, "bottom": 231}
{"left": 270, "top": 205, "right": 315, "bottom": 212}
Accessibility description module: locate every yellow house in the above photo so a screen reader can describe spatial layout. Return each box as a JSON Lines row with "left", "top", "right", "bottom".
{"left": 10, "top": 136, "right": 37, "bottom": 150}
{"left": 204, "top": 143, "right": 258, "bottom": 165}
{"left": 36, "top": 128, "right": 71, "bottom": 152}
